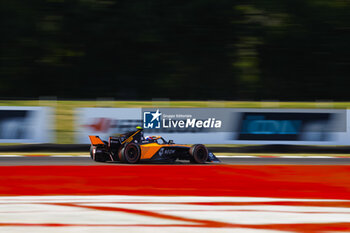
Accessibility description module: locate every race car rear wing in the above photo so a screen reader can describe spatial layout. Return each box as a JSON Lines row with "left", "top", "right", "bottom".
{"left": 89, "top": 135, "right": 105, "bottom": 146}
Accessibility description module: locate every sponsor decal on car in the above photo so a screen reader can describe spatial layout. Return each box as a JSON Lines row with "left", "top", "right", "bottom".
{"left": 158, "top": 148, "right": 176, "bottom": 157}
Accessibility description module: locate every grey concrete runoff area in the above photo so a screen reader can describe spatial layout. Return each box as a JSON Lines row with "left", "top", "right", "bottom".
{"left": 1, "top": 156, "right": 350, "bottom": 166}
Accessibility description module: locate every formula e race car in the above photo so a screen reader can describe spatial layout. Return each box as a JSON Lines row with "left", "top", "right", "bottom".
{"left": 88, "top": 127, "right": 220, "bottom": 164}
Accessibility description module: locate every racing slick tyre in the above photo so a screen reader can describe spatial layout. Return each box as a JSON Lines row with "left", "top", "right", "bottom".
{"left": 189, "top": 144, "right": 208, "bottom": 164}
{"left": 118, "top": 143, "right": 141, "bottom": 164}
{"left": 90, "top": 146, "right": 110, "bottom": 162}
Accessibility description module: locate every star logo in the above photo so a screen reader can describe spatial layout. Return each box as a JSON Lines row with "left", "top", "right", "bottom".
{"left": 150, "top": 109, "right": 162, "bottom": 122}
{"left": 143, "top": 109, "right": 162, "bottom": 129}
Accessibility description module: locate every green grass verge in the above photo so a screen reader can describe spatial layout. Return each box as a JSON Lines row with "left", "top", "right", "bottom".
{"left": 0, "top": 100, "right": 348, "bottom": 144}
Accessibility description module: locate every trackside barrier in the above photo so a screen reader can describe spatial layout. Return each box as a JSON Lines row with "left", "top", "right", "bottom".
{"left": 0, "top": 106, "right": 53, "bottom": 143}
{"left": 75, "top": 108, "right": 350, "bottom": 145}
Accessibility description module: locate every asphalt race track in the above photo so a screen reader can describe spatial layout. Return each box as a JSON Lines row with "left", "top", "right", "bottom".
{"left": 1, "top": 155, "right": 350, "bottom": 165}
{"left": 1, "top": 155, "right": 350, "bottom": 232}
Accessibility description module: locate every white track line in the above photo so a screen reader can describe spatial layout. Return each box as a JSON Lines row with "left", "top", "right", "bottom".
{"left": 0, "top": 195, "right": 348, "bottom": 203}
{"left": 50, "top": 155, "right": 89, "bottom": 157}
{"left": 218, "top": 155, "right": 257, "bottom": 158}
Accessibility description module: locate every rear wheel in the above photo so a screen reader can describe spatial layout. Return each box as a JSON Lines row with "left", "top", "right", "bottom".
{"left": 118, "top": 143, "right": 141, "bottom": 164}
{"left": 189, "top": 144, "right": 208, "bottom": 164}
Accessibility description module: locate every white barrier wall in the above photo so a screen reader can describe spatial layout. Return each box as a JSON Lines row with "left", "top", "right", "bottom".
{"left": 0, "top": 106, "right": 53, "bottom": 143}
{"left": 75, "top": 107, "right": 350, "bottom": 145}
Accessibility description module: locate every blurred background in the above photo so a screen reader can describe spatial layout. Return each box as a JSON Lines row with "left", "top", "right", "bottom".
{"left": 1, "top": 0, "right": 350, "bottom": 145}
{"left": 2, "top": 0, "right": 350, "bottom": 101}
{"left": 2, "top": 3, "right": 350, "bottom": 232}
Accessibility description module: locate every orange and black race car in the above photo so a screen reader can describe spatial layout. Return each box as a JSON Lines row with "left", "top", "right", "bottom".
{"left": 89, "top": 127, "right": 220, "bottom": 164}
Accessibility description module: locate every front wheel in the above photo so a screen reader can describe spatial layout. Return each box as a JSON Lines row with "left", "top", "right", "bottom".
{"left": 189, "top": 144, "right": 208, "bottom": 164}
{"left": 118, "top": 143, "right": 141, "bottom": 164}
